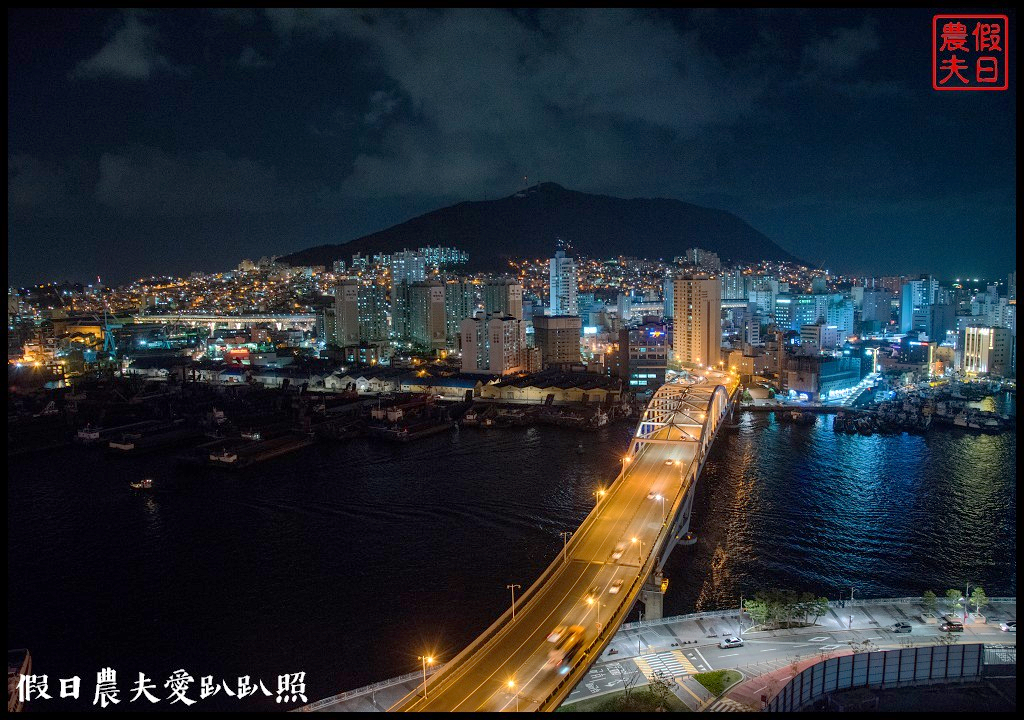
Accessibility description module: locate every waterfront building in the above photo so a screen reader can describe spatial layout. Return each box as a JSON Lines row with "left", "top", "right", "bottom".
{"left": 616, "top": 320, "right": 669, "bottom": 392}
{"left": 785, "top": 355, "right": 862, "bottom": 401}
{"left": 962, "top": 326, "right": 1013, "bottom": 377}
{"left": 460, "top": 313, "right": 523, "bottom": 375}
{"left": 549, "top": 248, "right": 579, "bottom": 316}
{"left": 672, "top": 274, "right": 721, "bottom": 369}
{"left": 533, "top": 314, "right": 582, "bottom": 368}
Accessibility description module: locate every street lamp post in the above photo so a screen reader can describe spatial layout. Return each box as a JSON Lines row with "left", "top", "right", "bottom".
{"left": 507, "top": 584, "right": 521, "bottom": 620}
{"left": 507, "top": 680, "right": 519, "bottom": 712}
{"left": 963, "top": 582, "right": 974, "bottom": 621}
{"left": 593, "top": 489, "right": 606, "bottom": 507}
{"left": 631, "top": 537, "right": 643, "bottom": 567}
{"left": 560, "top": 531, "right": 572, "bottom": 564}
{"left": 418, "top": 655, "right": 434, "bottom": 700}
{"left": 655, "top": 494, "right": 665, "bottom": 524}
{"left": 850, "top": 587, "right": 856, "bottom": 602}
{"left": 587, "top": 595, "right": 604, "bottom": 631}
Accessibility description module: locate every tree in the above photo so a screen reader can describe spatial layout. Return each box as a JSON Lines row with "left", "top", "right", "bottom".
{"left": 936, "top": 631, "right": 957, "bottom": 647}
{"left": 945, "top": 589, "right": 963, "bottom": 613}
{"left": 621, "top": 667, "right": 643, "bottom": 702}
{"left": 922, "top": 590, "right": 938, "bottom": 614}
{"left": 745, "top": 598, "right": 770, "bottom": 627}
{"left": 808, "top": 597, "right": 830, "bottom": 625}
{"left": 648, "top": 670, "right": 673, "bottom": 707}
{"left": 969, "top": 587, "right": 989, "bottom": 615}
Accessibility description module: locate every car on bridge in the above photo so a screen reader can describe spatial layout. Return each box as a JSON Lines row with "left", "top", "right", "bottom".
{"left": 545, "top": 625, "right": 585, "bottom": 673}
{"left": 719, "top": 636, "right": 744, "bottom": 649}
{"left": 888, "top": 622, "right": 912, "bottom": 633}
{"left": 611, "top": 543, "right": 625, "bottom": 561}
{"left": 546, "top": 625, "right": 569, "bottom": 643}
{"left": 609, "top": 579, "right": 623, "bottom": 594}
{"left": 999, "top": 620, "right": 1016, "bottom": 632}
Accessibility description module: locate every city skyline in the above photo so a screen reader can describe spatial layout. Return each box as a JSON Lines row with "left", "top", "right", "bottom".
{"left": 8, "top": 8, "right": 1017, "bottom": 285}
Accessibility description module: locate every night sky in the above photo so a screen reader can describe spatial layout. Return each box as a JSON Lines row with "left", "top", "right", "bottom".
{"left": 8, "top": 8, "right": 1017, "bottom": 286}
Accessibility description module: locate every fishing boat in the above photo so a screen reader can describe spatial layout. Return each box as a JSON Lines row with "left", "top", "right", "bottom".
{"left": 76, "top": 424, "right": 101, "bottom": 443}
{"left": 129, "top": 478, "right": 153, "bottom": 490}
{"left": 209, "top": 448, "right": 239, "bottom": 464}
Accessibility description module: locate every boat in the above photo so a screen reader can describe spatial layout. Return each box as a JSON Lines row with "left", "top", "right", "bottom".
{"left": 577, "top": 443, "right": 585, "bottom": 454}
{"left": 210, "top": 448, "right": 239, "bottom": 464}
{"left": 240, "top": 430, "right": 262, "bottom": 441}
{"left": 8, "top": 649, "right": 31, "bottom": 713}
{"left": 76, "top": 424, "right": 101, "bottom": 443}
{"left": 129, "top": 478, "right": 153, "bottom": 490}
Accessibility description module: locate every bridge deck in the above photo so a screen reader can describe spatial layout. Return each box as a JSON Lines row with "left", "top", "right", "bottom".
{"left": 391, "top": 371, "right": 739, "bottom": 712}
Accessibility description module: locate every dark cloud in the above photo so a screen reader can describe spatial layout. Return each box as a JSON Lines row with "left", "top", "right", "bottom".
{"left": 72, "top": 11, "right": 181, "bottom": 80}
{"left": 7, "top": 8, "right": 1017, "bottom": 284}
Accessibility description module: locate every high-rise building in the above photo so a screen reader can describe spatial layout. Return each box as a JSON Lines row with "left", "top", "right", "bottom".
{"left": 334, "top": 280, "right": 360, "bottom": 346}
{"left": 722, "top": 269, "right": 745, "bottom": 301}
{"left": 315, "top": 298, "right": 337, "bottom": 347}
{"left": 616, "top": 320, "right": 669, "bottom": 392}
{"left": 671, "top": 274, "right": 721, "bottom": 369}
{"left": 460, "top": 313, "right": 523, "bottom": 375}
{"left": 549, "top": 248, "right": 578, "bottom": 316}
{"left": 390, "top": 250, "right": 427, "bottom": 340}
{"left": 407, "top": 281, "right": 447, "bottom": 351}
{"left": 483, "top": 279, "right": 523, "bottom": 320}
{"left": 662, "top": 272, "right": 674, "bottom": 318}
{"left": 357, "top": 282, "right": 389, "bottom": 342}
{"left": 533, "top": 315, "right": 582, "bottom": 368}
{"left": 444, "top": 278, "right": 476, "bottom": 345}
{"left": 861, "top": 289, "right": 892, "bottom": 325}
{"left": 962, "top": 326, "right": 1013, "bottom": 376}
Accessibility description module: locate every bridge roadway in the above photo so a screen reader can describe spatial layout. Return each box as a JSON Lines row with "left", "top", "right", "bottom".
{"left": 391, "top": 370, "right": 740, "bottom": 712}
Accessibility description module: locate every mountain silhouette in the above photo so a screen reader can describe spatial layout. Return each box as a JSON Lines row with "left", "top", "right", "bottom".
{"left": 279, "top": 183, "right": 798, "bottom": 270}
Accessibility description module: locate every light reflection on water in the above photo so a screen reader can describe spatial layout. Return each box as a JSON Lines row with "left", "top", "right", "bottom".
{"left": 8, "top": 410, "right": 1016, "bottom": 709}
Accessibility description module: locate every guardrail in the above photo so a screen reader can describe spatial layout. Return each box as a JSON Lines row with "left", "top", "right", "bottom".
{"left": 297, "top": 666, "right": 442, "bottom": 711}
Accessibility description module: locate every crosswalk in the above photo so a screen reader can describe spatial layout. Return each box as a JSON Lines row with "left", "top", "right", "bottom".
{"left": 710, "top": 698, "right": 757, "bottom": 712}
{"left": 633, "top": 650, "right": 698, "bottom": 679}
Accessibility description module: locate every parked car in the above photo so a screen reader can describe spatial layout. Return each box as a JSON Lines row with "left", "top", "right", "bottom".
{"left": 888, "top": 622, "right": 912, "bottom": 633}
{"left": 999, "top": 620, "right": 1016, "bottom": 632}
{"left": 719, "top": 636, "right": 744, "bottom": 649}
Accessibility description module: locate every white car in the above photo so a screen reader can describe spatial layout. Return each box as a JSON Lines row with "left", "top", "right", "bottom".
{"left": 664, "top": 459, "right": 674, "bottom": 466}
{"left": 719, "top": 636, "right": 744, "bottom": 649}
{"left": 646, "top": 490, "right": 657, "bottom": 499}
{"left": 546, "top": 625, "right": 568, "bottom": 643}
{"left": 609, "top": 579, "right": 624, "bottom": 594}
{"left": 611, "top": 543, "right": 625, "bottom": 561}
{"left": 1000, "top": 620, "right": 1016, "bottom": 632}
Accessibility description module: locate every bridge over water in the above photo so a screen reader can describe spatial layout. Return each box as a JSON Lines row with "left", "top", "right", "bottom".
{"left": 388, "top": 370, "right": 741, "bottom": 712}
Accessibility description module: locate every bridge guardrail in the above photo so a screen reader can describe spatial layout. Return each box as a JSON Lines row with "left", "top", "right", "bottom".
{"left": 296, "top": 667, "right": 442, "bottom": 712}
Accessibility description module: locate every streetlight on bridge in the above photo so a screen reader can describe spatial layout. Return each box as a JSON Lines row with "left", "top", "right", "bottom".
{"left": 507, "top": 584, "right": 522, "bottom": 620}
{"left": 559, "top": 531, "right": 572, "bottom": 564}
{"left": 593, "top": 489, "right": 606, "bottom": 507}
{"left": 631, "top": 537, "right": 644, "bottom": 568}
{"left": 418, "top": 655, "right": 434, "bottom": 700}
{"left": 654, "top": 493, "right": 666, "bottom": 524}
{"left": 507, "top": 679, "right": 520, "bottom": 712}
{"left": 586, "top": 595, "right": 605, "bottom": 632}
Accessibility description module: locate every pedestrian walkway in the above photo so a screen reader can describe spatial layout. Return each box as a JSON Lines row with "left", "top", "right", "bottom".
{"left": 709, "top": 697, "right": 757, "bottom": 712}
{"left": 633, "top": 649, "right": 697, "bottom": 680}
